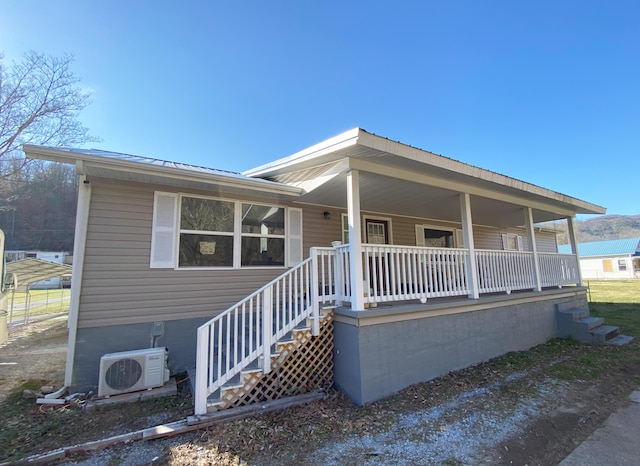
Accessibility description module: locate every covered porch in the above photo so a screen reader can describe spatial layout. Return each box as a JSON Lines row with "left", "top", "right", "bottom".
{"left": 194, "top": 129, "right": 604, "bottom": 412}
{"left": 244, "top": 129, "right": 599, "bottom": 310}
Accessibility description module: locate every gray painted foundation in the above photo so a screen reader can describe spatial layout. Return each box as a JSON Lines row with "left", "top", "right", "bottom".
{"left": 72, "top": 316, "right": 209, "bottom": 391}
{"left": 333, "top": 289, "right": 588, "bottom": 406}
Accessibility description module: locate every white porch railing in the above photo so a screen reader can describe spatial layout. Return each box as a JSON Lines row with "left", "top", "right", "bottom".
{"left": 333, "top": 244, "right": 351, "bottom": 304}
{"left": 475, "top": 250, "right": 537, "bottom": 294}
{"left": 362, "top": 244, "right": 470, "bottom": 303}
{"left": 195, "top": 243, "right": 579, "bottom": 414}
{"left": 538, "top": 252, "right": 580, "bottom": 287}
{"left": 336, "top": 245, "right": 580, "bottom": 304}
{"left": 194, "top": 248, "right": 337, "bottom": 415}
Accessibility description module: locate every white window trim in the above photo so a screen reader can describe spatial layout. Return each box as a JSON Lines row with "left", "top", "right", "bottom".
{"left": 502, "top": 233, "right": 524, "bottom": 251}
{"left": 415, "top": 224, "right": 461, "bottom": 248}
{"left": 151, "top": 191, "right": 300, "bottom": 270}
{"left": 618, "top": 258, "right": 628, "bottom": 271}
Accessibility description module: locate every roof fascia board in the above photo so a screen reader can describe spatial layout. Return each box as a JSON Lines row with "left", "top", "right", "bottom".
{"left": 355, "top": 132, "right": 605, "bottom": 215}
{"left": 23, "top": 145, "right": 302, "bottom": 197}
{"left": 243, "top": 128, "right": 361, "bottom": 177}
{"left": 347, "top": 157, "right": 579, "bottom": 217}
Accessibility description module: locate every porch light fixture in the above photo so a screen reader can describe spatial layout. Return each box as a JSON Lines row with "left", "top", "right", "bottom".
{"left": 323, "top": 211, "right": 331, "bottom": 220}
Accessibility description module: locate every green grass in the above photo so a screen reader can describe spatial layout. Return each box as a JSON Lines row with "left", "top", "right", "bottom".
{"left": 586, "top": 279, "right": 640, "bottom": 304}
{"left": 543, "top": 280, "right": 640, "bottom": 381}
{"left": 6, "top": 289, "right": 70, "bottom": 321}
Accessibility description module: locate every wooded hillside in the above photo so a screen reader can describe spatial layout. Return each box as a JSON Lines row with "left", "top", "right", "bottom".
{"left": 552, "top": 215, "right": 640, "bottom": 245}
{"left": 0, "top": 161, "right": 77, "bottom": 251}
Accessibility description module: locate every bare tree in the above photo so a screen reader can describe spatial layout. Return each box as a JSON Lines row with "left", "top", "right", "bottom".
{"left": 0, "top": 51, "right": 99, "bottom": 177}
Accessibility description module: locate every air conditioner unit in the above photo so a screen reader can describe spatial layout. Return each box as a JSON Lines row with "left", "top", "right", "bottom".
{"left": 98, "top": 347, "right": 170, "bottom": 397}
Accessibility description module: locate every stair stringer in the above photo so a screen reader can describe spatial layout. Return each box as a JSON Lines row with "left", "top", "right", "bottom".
{"left": 211, "top": 311, "right": 334, "bottom": 411}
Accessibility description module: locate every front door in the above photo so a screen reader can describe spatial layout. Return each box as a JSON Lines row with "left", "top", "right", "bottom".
{"left": 366, "top": 219, "right": 389, "bottom": 245}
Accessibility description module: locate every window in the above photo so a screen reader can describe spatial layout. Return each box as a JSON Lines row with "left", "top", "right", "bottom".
{"left": 416, "top": 225, "right": 459, "bottom": 248}
{"left": 366, "top": 219, "right": 389, "bottom": 244}
{"left": 502, "top": 233, "right": 524, "bottom": 251}
{"left": 179, "top": 197, "right": 235, "bottom": 267}
{"left": 618, "top": 259, "right": 627, "bottom": 271}
{"left": 150, "top": 192, "right": 302, "bottom": 269}
{"left": 240, "top": 204, "right": 285, "bottom": 266}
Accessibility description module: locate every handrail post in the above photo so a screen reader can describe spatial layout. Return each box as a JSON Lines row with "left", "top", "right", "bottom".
{"left": 261, "top": 287, "right": 272, "bottom": 374}
{"left": 310, "top": 248, "right": 320, "bottom": 336}
{"left": 194, "top": 325, "right": 208, "bottom": 415}
{"left": 333, "top": 244, "right": 344, "bottom": 304}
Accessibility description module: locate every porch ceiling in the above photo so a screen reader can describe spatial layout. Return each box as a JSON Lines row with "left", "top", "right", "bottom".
{"left": 295, "top": 170, "right": 563, "bottom": 227}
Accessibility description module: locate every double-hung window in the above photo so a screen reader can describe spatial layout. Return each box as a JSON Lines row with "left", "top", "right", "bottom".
{"left": 179, "top": 197, "right": 235, "bottom": 267}
{"left": 241, "top": 204, "right": 285, "bottom": 266}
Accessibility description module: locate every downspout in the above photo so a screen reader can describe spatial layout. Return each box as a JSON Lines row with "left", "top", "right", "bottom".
{"left": 64, "top": 173, "right": 92, "bottom": 387}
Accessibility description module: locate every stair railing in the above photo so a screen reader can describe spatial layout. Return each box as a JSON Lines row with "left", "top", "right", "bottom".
{"left": 195, "top": 247, "right": 337, "bottom": 415}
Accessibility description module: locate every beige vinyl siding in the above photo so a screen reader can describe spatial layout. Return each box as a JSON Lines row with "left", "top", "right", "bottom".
{"left": 302, "top": 205, "right": 345, "bottom": 253}
{"left": 301, "top": 207, "right": 559, "bottom": 253}
{"left": 81, "top": 179, "right": 563, "bottom": 328}
{"left": 79, "top": 179, "right": 290, "bottom": 328}
{"left": 536, "top": 231, "right": 558, "bottom": 253}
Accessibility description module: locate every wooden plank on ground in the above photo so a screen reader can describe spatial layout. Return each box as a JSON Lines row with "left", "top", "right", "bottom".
{"left": 4, "top": 390, "right": 326, "bottom": 466}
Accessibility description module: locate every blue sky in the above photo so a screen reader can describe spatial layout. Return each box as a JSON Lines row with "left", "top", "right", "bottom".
{"left": 1, "top": 1, "right": 638, "bottom": 216}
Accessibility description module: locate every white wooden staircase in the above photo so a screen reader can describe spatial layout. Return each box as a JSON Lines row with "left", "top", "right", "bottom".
{"left": 194, "top": 248, "right": 337, "bottom": 414}
{"left": 207, "top": 310, "right": 333, "bottom": 411}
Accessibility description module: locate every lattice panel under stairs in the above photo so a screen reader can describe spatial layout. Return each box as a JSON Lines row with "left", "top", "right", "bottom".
{"left": 212, "top": 311, "right": 334, "bottom": 411}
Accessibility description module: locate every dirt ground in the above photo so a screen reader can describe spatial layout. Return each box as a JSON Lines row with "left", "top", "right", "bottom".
{"left": 0, "top": 315, "right": 68, "bottom": 405}
{"left": 1, "top": 316, "right": 639, "bottom": 465}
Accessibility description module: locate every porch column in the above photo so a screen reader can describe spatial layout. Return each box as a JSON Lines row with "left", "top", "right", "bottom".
{"left": 524, "top": 207, "right": 542, "bottom": 292}
{"left": 347, "top": 169, "right": 365, "bottom": 310}
{"left": 567, "top": 216, "right": 583, "bottom": 287}
{"left": 460, "top": 193, "right": 479, "bottom": 299}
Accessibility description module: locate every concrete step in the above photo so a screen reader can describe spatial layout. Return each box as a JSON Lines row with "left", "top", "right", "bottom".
{"left": 576, "top": 316, "right": 606, "bottom": 331}
{"left": 590, "top": 325, "right": 620, "bottom": 344}
{"left": 557, "top": 308, "right": 593, "bottom": 339}
{"left": 558, "top": 308, "right": 590, "bottom": 321}
{"left": 606, "top": 334, "right": 634, "bottom": 347}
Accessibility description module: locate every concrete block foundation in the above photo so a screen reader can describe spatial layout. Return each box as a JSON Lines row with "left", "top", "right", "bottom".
{"left": 333, "top": 288, "right": 588, "bottom": 406}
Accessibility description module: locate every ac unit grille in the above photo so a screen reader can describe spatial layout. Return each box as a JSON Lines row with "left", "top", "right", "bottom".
{"left": 104, "top": 358, "right": 143, "bottom": 390}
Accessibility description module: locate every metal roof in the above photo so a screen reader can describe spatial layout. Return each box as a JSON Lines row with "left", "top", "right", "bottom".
{"left": 22, "top": 145, "right": 303, "bottom": 199}
{"left": 42, "top": 147, "right": 242, "bottom": 177}
{"left": 558, "top": 237, "right": 640, "bottom": 257}
{"left": 6, "top": 258, "right": 72, "bottom": 292}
